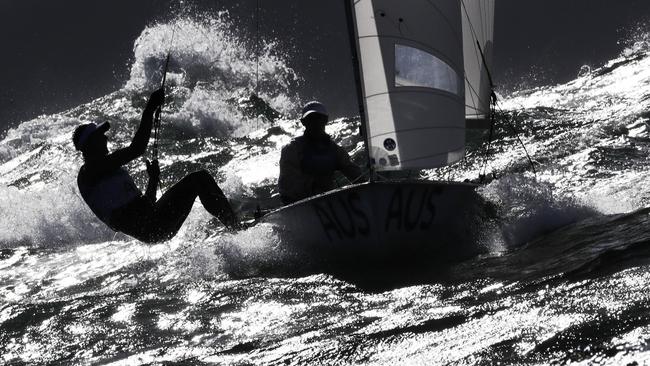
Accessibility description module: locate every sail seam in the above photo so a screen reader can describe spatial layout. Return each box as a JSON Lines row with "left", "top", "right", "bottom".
{"left": 365, "top": 90, "right": 464, "bottom": 103}
{"left": 465, "top": 105, "right": 488, "bottom": 112}
{"left": 397, "top": 147, "right": 466, "bottom": 164}
{"left": 358, "top": 35, "right": 461, "bottom": 75}
{"left": 370, "top": 126, "right": 465, "bottom": 139}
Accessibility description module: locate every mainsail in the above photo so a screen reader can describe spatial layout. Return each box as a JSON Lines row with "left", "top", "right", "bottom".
{"left": 347, "top": 0, "right": 496, "bottom": 171}
{"left": 348, "top": 0, "right": 466, "bottom": 171}
{"left": 462, "top": 0, "right": 496, "bottom": 127}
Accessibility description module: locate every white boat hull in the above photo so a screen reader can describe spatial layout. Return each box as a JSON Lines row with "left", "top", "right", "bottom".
{"left": 262, "top": 181, "right": 491, "bottom": 267}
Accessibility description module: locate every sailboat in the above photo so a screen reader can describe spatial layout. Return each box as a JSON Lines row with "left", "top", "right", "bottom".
{"left": 260, "top": 0, "right": 496, "bottom": 265}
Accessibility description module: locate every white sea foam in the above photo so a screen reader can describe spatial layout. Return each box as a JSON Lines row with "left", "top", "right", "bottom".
{"left": 125, "top": 16, "right": 299, "bottom": 137}
{"left": 0, "top": 177, "right": 120, "bottom": 248}
{"left": 0, "top": 20, "right": 649, "bottom": 259}
{"left": 479, "top": 174, "right": 599, "bottom": 248}
{"left": 0, "top": 14, "right": 305, "bottom": 250}
{"left": 154, "top": 216, "right": 294, "bottom": 281}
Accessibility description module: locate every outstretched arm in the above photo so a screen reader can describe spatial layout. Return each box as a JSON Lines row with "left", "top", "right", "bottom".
{"left": 86, "top": 88, "right": 165, "bottom": 175}
{"left": 108, "top": 88, "right": 165, "bottom": 166}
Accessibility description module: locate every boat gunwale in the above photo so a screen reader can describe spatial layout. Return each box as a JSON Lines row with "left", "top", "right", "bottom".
{"left": 265, "top": 179, "right": 479, "bottom": 217}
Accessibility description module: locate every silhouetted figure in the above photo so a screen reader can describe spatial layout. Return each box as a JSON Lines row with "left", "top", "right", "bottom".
{"left": 73, "top": 88, "right": 237, "bottom": 243}
{"left": 279, "top": 101, "right": 361, "bottom": 205}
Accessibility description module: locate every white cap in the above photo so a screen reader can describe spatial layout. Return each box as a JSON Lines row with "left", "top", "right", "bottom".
{"left": 301, "top": 101, "right": 328, "bottom": 120}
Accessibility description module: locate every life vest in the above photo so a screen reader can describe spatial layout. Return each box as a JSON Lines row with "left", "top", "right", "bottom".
{"left": 78, "top": 167, "right": 142, "bottom": 224}
{"left": 299, "top": 137, "right": 338, "bottom": 176}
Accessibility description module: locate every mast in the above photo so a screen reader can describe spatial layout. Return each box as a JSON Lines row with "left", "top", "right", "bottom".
{"left": 343, "top": 0, "right": 374, "bottom": 181}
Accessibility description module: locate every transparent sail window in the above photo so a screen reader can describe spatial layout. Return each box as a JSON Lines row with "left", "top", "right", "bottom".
{"left": 395, "top": 44, "right": 460, "bottom": 95}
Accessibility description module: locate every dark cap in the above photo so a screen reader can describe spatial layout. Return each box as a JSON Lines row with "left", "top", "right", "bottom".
{"left": 72, "top": 122, "right": 110, "bottom": 151}
{"left": 300, "top": 101, "right": 328, "bottom": 120}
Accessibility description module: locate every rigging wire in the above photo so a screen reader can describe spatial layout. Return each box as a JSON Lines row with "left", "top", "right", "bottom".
{"left": 460, "top": 1, "right": 499, "bottom": 181}
{"left": 152, "top": 26, "right": 177, "bottom": 163}
{"left": 458, "top": 0, "right": 537, "bottom": 180}
{"left": 460, "top": 0, "right": 496, "bottom": 119}
{"left": 255, "top": 0, "right": 261, "bottom": 130}
{"left": 479, "top": 98, "right": 539, "bottom": 180}
{"left": 477, "top": 37, "right": 538, "bottom": 179}
{"left": 497, "top": 102, "right": 538, "bottom": 176}
{"left": 253, "top": 0, "right": 263, "bottom": 214}
{"left": 479, "top": 101, "right": 497, "bottom": 182}
{"left": 353, "top": 0, "right": 537, "bottom": 182}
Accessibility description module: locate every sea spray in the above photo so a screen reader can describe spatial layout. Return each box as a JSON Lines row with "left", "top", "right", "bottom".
{"left": 2, "top": 19, "right": 650, "bottom": 364}
{"left": 478, "top": 174, "right": 598, "bottom": 248}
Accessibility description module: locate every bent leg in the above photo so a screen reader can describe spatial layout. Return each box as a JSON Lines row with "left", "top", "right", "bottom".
{"left": 150, "top": 177, "right": 197, "bottom": 241}
{"left": 152, "top": 170, "right": 236, "bottom": 240}
{"left": 190, "top": 170, "right": 237, "bottom": 226}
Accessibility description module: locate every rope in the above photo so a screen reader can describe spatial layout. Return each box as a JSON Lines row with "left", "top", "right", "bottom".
{"left": 479, "top": 100, "right": 538, "bottom": 181}
{"left": 496, "top": 102, "right": 537, "bottom": 176}
{"left": 151, "top": 27, "right": 176, "bottom": 162}
{"left": 151, "top": 56, "right": 168, "bottom": 161}
{"left": 479, "top": 102, "right": 496, "bottom": 182}
{"left": 464, "top": 12, "right": 535, "bottom": 182}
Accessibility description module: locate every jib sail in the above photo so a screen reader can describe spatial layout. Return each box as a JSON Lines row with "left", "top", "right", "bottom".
{"left": 462, "top": 0, "right": 496, "bottom": 128}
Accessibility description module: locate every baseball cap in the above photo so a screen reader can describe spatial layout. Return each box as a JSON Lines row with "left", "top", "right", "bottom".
{"left": 301, "top": 101, "right": 328, "bottom": 120}
{"left": 73, "top": 122, "right": 110, "bottom": 151}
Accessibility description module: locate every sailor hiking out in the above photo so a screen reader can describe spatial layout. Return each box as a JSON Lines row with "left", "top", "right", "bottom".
{"left": 278, "top": 101, "right": 362, "bottom": 205}
{"left": 73, "top": 88, "right": 238, "bottom": 243}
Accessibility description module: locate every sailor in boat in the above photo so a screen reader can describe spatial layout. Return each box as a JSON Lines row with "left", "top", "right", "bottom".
{"left": 73, "top": 88, "right": 238, "bottom": 243}
{"left": 278, "top": 101, "right": 362, "bottom": 205}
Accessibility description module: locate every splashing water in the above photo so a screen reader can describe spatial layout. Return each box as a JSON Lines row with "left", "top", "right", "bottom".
{"left": 2, "top": 13, "right": 650, "bottom": 364}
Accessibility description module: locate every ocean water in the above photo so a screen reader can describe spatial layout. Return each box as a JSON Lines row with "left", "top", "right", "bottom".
{"left": 2, "top": 14, "right": 650, "bottom": 365}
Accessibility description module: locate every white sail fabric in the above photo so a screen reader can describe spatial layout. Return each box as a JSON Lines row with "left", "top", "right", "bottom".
{"left": 462, "top": 0, "right": 495, "bottom": 127}
{"left": 351, "top": 0, "right": 466, "bottom": 171}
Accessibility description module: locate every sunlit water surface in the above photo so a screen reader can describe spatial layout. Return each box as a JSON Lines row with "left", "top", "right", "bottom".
{"left": 2, "top": 14, "right": 650, "bottom": 365}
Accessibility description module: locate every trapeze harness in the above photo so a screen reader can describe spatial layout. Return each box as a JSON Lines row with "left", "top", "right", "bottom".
{"left": 78, "top": 166, "right": 142, "bottom": 228}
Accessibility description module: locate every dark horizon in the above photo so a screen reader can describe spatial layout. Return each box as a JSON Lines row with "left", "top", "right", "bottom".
{"left": 1, "top": 0, "right": 649, "bottom": 136}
